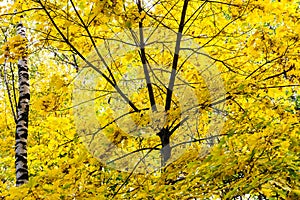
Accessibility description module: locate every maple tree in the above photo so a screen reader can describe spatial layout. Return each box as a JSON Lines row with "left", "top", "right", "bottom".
{"left": 1, "top": 0, "right": 300, "bottom": 199}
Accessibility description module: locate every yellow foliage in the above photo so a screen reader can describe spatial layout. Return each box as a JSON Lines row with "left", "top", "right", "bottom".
{"left": 0, "top": 0, "right": 299, "bottom": 199}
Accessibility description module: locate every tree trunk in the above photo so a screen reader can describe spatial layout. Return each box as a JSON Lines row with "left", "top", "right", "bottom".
{"left": 157, "top": 128, "right": 171, "bottom": 166}
{"left": 15, "top": 22, "right": 30, "bottom": 186}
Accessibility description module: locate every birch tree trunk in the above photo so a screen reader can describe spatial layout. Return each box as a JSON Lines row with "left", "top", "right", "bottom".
{"left": 15, "top": 22, "right": 30, "bottom": 186}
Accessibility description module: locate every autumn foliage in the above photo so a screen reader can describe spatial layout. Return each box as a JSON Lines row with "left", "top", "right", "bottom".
{"left": 0, "top": 0, "right": 300, "bottom": 199}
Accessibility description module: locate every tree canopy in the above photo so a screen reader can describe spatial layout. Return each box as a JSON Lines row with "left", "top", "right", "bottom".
{"left": 0, "top": 0, "right": 300, "bottom": 199}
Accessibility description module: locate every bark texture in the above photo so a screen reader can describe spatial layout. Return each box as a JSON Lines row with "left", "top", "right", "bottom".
{"left": 15, "top": 22, "right": 30, "bottom": 186}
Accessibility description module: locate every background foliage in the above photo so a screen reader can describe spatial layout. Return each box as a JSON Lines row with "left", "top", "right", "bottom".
{"left": 0, "top": 0, "right": 300, "bottom": 199}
